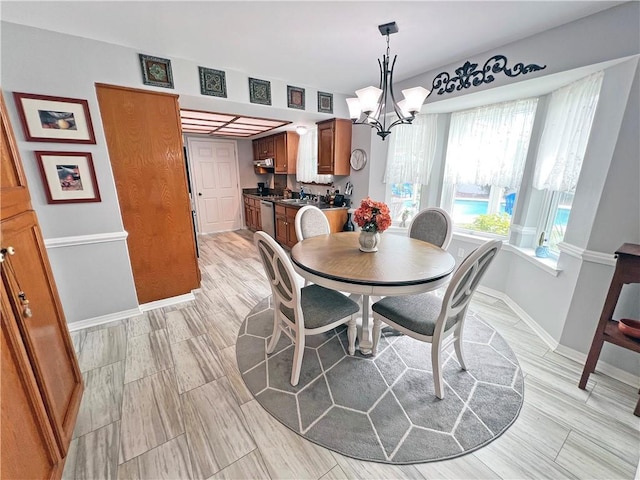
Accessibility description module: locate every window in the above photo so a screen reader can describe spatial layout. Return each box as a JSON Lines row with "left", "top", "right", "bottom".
{"left": 384, "top": 114, "right": 438, "bottom": 227}
{"left": 296, "top": 127, "right": 333, "bottom": 184}
{"left": 533, "top": 72, "right": 603, "bottom": 250}
{"left": 540, "top": 190, "right": 574, "bottom": 253}
{"left": 441, "top": 98, "right": 538, "bottom": 236}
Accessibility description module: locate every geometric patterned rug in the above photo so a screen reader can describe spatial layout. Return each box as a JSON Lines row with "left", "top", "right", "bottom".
{"left": 236, "top": 297, "right": 524, "bottom": 464}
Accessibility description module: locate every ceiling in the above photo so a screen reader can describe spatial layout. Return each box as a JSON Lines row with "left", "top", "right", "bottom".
{"left": 1, "top": 1, "right": 625, "bottom": 138}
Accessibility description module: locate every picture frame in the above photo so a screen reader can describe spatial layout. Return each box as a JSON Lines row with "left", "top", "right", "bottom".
{"left": 34, "top": 151, "right": 101, "bottom": 204}
{"left": 287, "top": 86, "right": 305, "bottom": 110}
{"left": 249, "top": 78, "right": 271, "bottom": 105}
{"left": 318, "top": 91, "right": 333, "bottom": 114}
{"left": 139, "top": 54, "right": 174, "bottom": 89}
{"left": 199, "top": 66, "right": 227, "bottom": 97}
{"left": 13, "top": 92, "right": 96, "bottom": 144}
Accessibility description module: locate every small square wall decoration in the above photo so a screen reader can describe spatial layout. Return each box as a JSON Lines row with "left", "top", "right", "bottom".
{"left": 139, "top": 54, "right": 174, "bottom": 88}
{"left": 318, "top": 91, "right": 333, "bottom": 113}
{"left": 287, "top": 86, "right": 305, "bottom": 110}
{"left": 199, "top": 67, "right": 227, "bottom": 97}
{"left": 249, "top": 78, "right": 272, "bottom": 105}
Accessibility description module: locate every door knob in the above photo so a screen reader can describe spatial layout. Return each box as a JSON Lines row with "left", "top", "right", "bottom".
{"left": 198, "top": 193, "right": 202, "bottom": 196}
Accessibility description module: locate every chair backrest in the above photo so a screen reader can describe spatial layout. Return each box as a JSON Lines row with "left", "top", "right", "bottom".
{"left": 253, "top": 231, "right": 302, "bottom": 324}
{"left": 408, "top": 207, "right": 453, "bottom": 250}
{"left": 295, "top": 205, "right": 330, "bottom": 242}
{"left": 437, "top": 239, "right": 502, "bottom": 335}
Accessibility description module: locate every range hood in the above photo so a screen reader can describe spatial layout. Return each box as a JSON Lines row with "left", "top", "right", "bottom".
{"left": 254, "top": 158, "right": 274, "bottom": 168}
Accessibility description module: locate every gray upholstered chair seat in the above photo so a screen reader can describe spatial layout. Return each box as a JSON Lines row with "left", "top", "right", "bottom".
{"left": 282, "top": 284, "right": 359, "bottom": 329}
{"left": 371, "top": 293, "right": 449, "bottom": 336}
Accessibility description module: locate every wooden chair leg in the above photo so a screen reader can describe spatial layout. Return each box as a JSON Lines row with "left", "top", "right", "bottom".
{"left": 454, "top": 334, "right": 467, "bottom": 370}
{"left": 634, "top": 395, "right": 640, "bottom": 417}
{"left": 347, "top": 317, "right": 356, "bottom": 356}
{"left": 290, "top": 335, "right": 305, "bottom": 386}
{"left": 579, "top": 336, "right": 605, "bottom": 389}
{"left": 266, "top": 311, "right": 281, "bottom": 354}
{"left": 432, "top": 343, "right": 444, "bottom": 399}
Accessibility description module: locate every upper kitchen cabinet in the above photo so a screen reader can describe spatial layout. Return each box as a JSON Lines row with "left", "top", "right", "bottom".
{"left": 254, "top": 135, "right": 275, "bottom": 160}
{"left": 273, "top": 131, "right": 299, "bottom": 174}
{"left": 317, "top": 118, "right": 352, "bottom": 176}
{"left": 252, "top": 131, "right": 299, "bottom": 174}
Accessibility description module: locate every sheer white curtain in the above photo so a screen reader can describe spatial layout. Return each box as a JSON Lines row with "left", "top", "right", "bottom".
{"left": 384, "top": 114, "right": 438, "bottom": 185}
{"left": 296, "top": 127, "right": 333, "bottom": 184}
{"left": 533, "top": 72, "right": 603, "bottom": 192}
{"left": 445, "top": 98, "right": 538, "bottom": 188}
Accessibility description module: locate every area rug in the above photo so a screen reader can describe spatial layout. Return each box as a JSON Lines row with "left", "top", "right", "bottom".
{"left": 236, "top": 297, "right": 523, "bottom": 464}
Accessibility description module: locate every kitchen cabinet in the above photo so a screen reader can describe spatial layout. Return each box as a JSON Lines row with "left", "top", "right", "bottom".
{"left": 254, "top": 136, "right": 275, "bottom": 160}
{"left": 243, "top": 195, "right": 262, "bottom": 231}
{"left": 252, "top": 131, "right": 299, "bottom": 174}
{"left": 275, "top": 204, "right": 298, "bottom": 248}
{"left": 1, "top": 92, "right": 83, "bottom": 478}
{"left": 275, "top": 203, "right": 348, "bottom": 248}
{"left": 273, "top": 131, "right": 299, "bottom": 174}
{"left": 97, "top": 84, "right": 200, "bottom": 304}
{"left": 317, "top": 118, "right": 352, "bottom": 175}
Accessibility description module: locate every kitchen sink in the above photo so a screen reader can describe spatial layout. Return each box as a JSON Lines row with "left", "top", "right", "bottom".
{"left": 280, "top": 198, "right": 313, "bottom": 205}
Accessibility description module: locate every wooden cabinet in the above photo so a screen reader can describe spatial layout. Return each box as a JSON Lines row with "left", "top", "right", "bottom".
{"left": 273, "top": 132, "right": 299, "bottom": 174}
{"left": 323, "top": 208, "right": 348, "bottom": 233}
{"left": 1, "top": 92, "right": 83, "bottom": 477}
{"left": 253, "top": 131, "right": 299, "bottom": 174}
{"left": 317, "top": 118, "right": 352, "bottom": 175}
{"left": 254, "top": 136, "right": 275, "bottom": 160}
{"left": 274, "top": 204, "right": 348, "bottom": 249}
{"left": 96, "top": 84, "right": 200, "bottom": 304}
{"left": 275, "top": 204, "right": 298, "bottom": 248}
{"left": 243, "top": 195, "right": 262, "bottom": 231}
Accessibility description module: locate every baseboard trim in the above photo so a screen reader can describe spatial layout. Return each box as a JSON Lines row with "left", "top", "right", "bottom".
{"left": 139, "top": 292, "right": 196, "bottom": 312}
{"left": 477, "top": 286, "right": 560, "bottom": 350}
{"left": 477, "top": 286, "right": 639, "bottom": 388}
{"left": 67, "top": 307, "right": 141, "bottom": 332}
{"left": 45, "top": 231, "right": 128, "bottom": 249}
{"left": 555, "top": 344, "right": 640, "bottom": 388}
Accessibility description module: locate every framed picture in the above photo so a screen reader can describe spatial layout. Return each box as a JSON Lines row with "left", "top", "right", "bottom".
{"left": 139, "top": 54, "right": 174, "bottom": 89}
{"left": 199, "top": 67, "right": 227, "bottom": 97}
{"left": 318, "top": 91, "right": 333, "bottom": 114}
{"left": 249, "top": 78, "right": 271, "bottom": 105}
{"left": 13, "top": 92, "right": 96, "bottom": 144}
{"left": 34, "top": 151, "right": 101, "bottom": 204}
{"left": 287, "top": 86, "right": 305, "bottom": 110}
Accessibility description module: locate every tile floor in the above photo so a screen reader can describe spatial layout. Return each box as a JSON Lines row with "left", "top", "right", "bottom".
{"left": 64, "top": 230, "right": 640, "bottom": 480}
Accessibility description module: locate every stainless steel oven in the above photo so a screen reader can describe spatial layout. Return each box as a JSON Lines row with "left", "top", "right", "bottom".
{"left": 260, "top": 200, "right": 275, "bottom": 237}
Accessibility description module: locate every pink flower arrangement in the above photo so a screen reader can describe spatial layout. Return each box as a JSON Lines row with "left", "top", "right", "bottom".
{"left": 353, "top": 197, "right": 392, "bottom": 233}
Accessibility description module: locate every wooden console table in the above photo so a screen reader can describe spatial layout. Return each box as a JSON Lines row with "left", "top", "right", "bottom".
{"left": 579, "top": 243, "right": 640, "bottom": 416}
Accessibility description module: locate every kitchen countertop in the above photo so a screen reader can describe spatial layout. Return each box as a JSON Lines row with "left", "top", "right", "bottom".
{"left": 243, "top": 193, "right": 348, "bottom": 211}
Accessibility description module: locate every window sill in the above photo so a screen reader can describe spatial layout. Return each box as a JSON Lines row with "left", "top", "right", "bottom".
{"left": 452, "top": 232, "right": 561, "bottom": 276}
{"left": 502, "top": 244, "right": 562, "bottom": 276}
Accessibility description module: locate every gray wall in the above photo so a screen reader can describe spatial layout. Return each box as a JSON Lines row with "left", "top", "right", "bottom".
{"left": 2, "top": 3, "right": 638, "bottom": 378}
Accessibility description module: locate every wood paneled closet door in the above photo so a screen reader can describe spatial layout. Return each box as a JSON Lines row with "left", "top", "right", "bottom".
{"left": 1, "top": 91, "right": 83, "bottom": 477}
{"left": 96, "top": 84, "right": 200, "bottom": 304}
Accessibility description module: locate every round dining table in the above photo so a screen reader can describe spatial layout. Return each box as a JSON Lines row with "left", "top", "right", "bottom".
{"left": 290, "top": 232, "right": 456, "bottom": 354}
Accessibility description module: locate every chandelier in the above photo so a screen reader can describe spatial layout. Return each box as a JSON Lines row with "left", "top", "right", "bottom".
{"left": 346, "top": 22, "right": 431, "bottom": 140}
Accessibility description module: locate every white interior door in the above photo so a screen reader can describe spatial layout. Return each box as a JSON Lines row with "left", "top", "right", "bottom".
{"left": 187, "top": 138, "right": 241, "bottom": 234}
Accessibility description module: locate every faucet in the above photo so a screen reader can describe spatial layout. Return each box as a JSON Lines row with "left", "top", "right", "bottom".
{"left": 299, "top": 186, "right": 306, "bottom": 199}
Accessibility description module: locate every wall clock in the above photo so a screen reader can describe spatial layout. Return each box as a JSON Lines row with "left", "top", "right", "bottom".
{"left": 350, "top": 149, "right": 367, "bottom": 171}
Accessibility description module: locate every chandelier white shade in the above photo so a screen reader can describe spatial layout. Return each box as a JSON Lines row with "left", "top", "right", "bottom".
{"left": 346, "top": 22, "right": 431, "bottom": 140}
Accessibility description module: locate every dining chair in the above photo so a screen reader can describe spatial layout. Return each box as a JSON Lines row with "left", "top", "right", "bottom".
{"left": 371, "top": 239, "right": 502, "bottom": 399}
{"left": 295, "top": 205, "right": 330, "bottom": 241}
{"left": 295, "top": 205, "right": 330, "bottom": 287}
{"left": 408, "top": 207, "right": 453, "bottom": 250}
{"left": 253, "top": 231, "right": 359, "bottom": 386}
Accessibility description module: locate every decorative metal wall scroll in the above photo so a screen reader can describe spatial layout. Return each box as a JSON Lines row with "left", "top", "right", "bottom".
{"left": 431, "top": 55, "right": 546, "bottom": 95}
